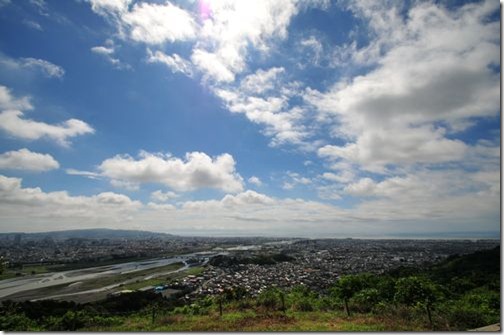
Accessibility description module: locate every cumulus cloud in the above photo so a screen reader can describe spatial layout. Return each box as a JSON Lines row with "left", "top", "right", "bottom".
{"left": 318, "top": 127, "right": 468, "bottom": 172}
{"left": 98, "top": 151, "right": 244, "bottom": 193}
{"left": 90, "top": 0, "right": 196, "bottom": 45}
{"left": 240, "top": 67, "right": 285, "bottom": 95}
{"left": 282, "top": 171, "right": 311, "bottom": 190}
{"left": 321, "top": 170, "right": 354, "bottom": 184}
{"left": 307, "top": 0, "right": 499, "bottom": 171}
{"left": 0, "top": 148, "right": 59, "bottom": 171}
{"left": 193, "top": 0, "right": 299, "bottom": 82}
{"left": 0, "top": 172, "right": 498, "bottom": 235}
{"left": 147, "top": 50, "right": 193, "bottom": 76}
{"left": 150, "top": 189, "right": 178, "bottom": 202}
{"left": 146, "top": 202, "right": 176, "bottom": 211}
{"left": 0, "top": 174, "right": 141, "bottom": 231}
{"left": 191, "top": 49, "right": 235, "bottom": 83}
{"left": 247, "top": 176, "right": 262, "bottom": 187}
{"left": 0, "top": 110, "right": 94, "bottom": 146}
{"left": 88, "top": 0, "right": 131, "bottom": 17}
{"left": 346, "top": 169, "right": 499, "bottom": 223}
{"left": 0, "top": 86, "right": 94, "bottom": 146}
{"left": 0, "top": 86, "right": 32, "bottom": 111}
{"left": 123, "top": 1, "right": 196, "bottom": 44}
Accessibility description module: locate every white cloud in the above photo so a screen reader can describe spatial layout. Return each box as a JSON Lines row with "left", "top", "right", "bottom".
{"left": 65, "top": 168, "right": 101, "bottom": 179}
{"left": 29, "top": 0, "right": 48, "bottom": 16}
{"left": 0, "top": 86, "right": 94, "bottom": 146}
{"left": 110, "top": 178, "right": 139, "bottom": 191}
{"left": 282, "top": 171, "right": 311, "bottom": 190}
{"left": 0, "top": 110, "right": 94, "bottom": 146}
{"left": 91, "top": 43, "right": 130, "bottom": 69}
{"left": 22, "top": 19, "right": 43, "bottom": 31}
{"left": 0, "top": 173, "right": 498, "bottom": 235}
{"left": 89, "top": 1, "right": 196, "bottom": 45}
{"left": 0, "top": 174, "right": 141, "bottom": 231}
{"left": 345, "top": 169, "right": 500, "bottom": 223}
{"left": 98, "top": 151, "right": 244, "bottom": 193}
{"left": 91, "top": 46, "right": 114, "bottom": 55}
{"left": 121, "top": 1, "right": 196, "bottom": 44}
{"left": 307, "top": 0, "right": 499, "bottom": 171}
{"left": 247, "top": 176, "right": 262, "bottom": 187}
{"left": 240, "top": 67, "right": 284, "bottom": 95}
{"left": 147, "top": 50, "right": 193, "bottom": 76}
{"left": 321, "top": 171, "right": 354, "bottom": 184}
{"left": 318, "top": 127, "right": 468, "bottom": 172}
{"left": 300, "top": 36, "right": 323, "bottom": 65}
{"left": 0, "top": 86, "right": 32, "bottom": 111}
{"left": 344, "top": 177, "right": 377, "bottom": 196}
{"left": 214, "top": 68, "right": 309, "bottom": 146}
{"left": 0, "top": 55, "right": 64, "bottom": 79}
{"left": 0, "top": 148, "right": 59, "bottom": 171}
{"left": 20, "top": 58, "right": 65, "bottom": 78}
{"left": 146, "top": 202, "right": 176, "bottom": 211}
{"left": 150, "top": 189, "right": 178, "bottom": 202}
{"left": 88, "top": 0, "right": 131, "bottom": 15}
{"left": 193, "top": 0, "right": 299, "bottom": 81}
{"left": 191, "top": 49, "right": 235, "bottom": 82}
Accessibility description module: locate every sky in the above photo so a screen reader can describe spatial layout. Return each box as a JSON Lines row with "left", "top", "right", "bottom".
{"left": 0, "top": 0, "right": 500, "bottom": 237}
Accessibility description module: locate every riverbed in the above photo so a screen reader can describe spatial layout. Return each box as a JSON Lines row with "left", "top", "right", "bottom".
{"left": 0, "top": 251, "right": 220, "bottom": 300}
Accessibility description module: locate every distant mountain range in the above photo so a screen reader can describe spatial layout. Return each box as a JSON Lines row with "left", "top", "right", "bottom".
{"left": 0, "top": 228, "right": 176, "bottom": 240}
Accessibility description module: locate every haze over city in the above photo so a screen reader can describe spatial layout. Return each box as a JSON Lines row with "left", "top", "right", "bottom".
{"left": 0, "top": 0, "right": 499, "bottom": 237}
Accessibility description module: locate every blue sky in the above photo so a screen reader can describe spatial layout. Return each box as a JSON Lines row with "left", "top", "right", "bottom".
{"left": 0, "top": 0, "right": 499, "bottom": 237}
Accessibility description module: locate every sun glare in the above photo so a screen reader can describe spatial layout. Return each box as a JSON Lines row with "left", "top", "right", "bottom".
{"left": 198, "top": 0, "right": 213, "bottom": 20}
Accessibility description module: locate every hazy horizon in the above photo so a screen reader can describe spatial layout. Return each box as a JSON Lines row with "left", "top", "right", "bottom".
{"left": 0, "top": 227, "right": 499, "bottom": 241}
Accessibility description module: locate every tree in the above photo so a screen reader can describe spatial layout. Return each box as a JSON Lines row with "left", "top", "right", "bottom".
{"left": 394, "top": 276, "right": 439, "bottom": 327}
{"left": 331, "top": 275, "right": 364, "bottom": 316}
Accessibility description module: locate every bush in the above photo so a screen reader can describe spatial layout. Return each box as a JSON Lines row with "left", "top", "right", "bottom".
{"left": 352, "top": 288, "right": 380, "bottom": 313}
{"left": 439, "top": 299, "right": 499, "bottom": 330}
{"left": 0, "top": 312, "right": 39, "bottom": 331}
{"left": 257, "top": 287, "right": 283, "bottom": 310}
{"left": 286, "top": 286, "right": 317, "bottom": 312}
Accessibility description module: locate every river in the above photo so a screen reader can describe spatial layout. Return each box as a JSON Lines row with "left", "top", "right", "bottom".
{"left": 0, "top": 251, "right": 220, "bottom": 300}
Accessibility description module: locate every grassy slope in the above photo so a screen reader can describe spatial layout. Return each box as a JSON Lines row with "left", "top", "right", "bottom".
{"left": 83, "top": 310, "right": 429, "bottom": 331}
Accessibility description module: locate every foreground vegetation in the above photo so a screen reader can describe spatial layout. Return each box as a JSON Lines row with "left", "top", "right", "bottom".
{"left": 0, "top": 246, "right": 499, "bottom": 331}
